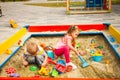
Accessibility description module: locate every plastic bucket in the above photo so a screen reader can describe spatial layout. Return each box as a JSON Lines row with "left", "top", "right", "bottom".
{"left": 47, "top": 50, "right": 55, "bottom": 60}
{"left": 57, "top": 60, "right": 66, "bottom": 66}
{"left": 55, "top": 64, "right": 66, "bottom": 74}
{"left": 92, "top": 56, "right": 102, "bottom": 62}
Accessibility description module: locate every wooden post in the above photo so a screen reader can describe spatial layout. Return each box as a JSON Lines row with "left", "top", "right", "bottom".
{"left": 66, "top": 0, "right": 70, "bottom": 12}
{"left": 109, "top": 0, "right": 112, "bottom": 12}
{"left": 0, "top": 6, "right": 2, "bottom": 17}
{"left": 84, "top": 0, "right": 86, "bottom": 9}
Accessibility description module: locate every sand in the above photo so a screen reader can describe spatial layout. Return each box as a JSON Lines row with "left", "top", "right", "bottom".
{"left": 0, "top": 34, "right": 120, "bottom": 78}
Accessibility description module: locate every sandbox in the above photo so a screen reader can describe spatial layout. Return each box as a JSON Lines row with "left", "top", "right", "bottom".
{"left": 0, "top": 23, "right": 120, "bottom": 80}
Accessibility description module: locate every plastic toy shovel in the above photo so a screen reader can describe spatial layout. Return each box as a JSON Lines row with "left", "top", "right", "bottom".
{"left": 78, "top": 54, "right": 89, "bottom": 68}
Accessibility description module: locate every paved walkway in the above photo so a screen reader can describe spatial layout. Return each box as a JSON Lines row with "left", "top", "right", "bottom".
{"left": 0, "top": 1, "right": 120, "bottom": 43}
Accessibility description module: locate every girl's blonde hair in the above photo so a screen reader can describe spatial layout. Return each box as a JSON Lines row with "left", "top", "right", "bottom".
{"left": 26, "top": 41, "right": 38, "bottom": 55}
{"left": 67, "top": 25, "right": 80, "bottom": 47}
{"left": 67, "top": 25, "right": 79, "bottom": 34}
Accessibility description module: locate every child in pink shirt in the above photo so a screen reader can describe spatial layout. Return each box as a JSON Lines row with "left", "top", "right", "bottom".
{"left": 54, "top": 25, "right": 82, "bottom": 70}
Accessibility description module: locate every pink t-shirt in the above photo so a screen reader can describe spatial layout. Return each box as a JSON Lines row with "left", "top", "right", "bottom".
{"left": 55, "top": 35, "right": 73, "bottom": 49}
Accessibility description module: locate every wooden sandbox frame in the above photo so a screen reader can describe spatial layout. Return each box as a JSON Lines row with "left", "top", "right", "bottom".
{"left": 0, "top": 23, "right": 120, "bottom": 80}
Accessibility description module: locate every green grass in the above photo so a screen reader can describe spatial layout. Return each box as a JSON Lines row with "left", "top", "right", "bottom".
{"left": 1, "top": 0, "right": 28, "bottom": 2}
{"left": 25, "top": 0, "right": 120, "bottom": 8}
{"left": 25, "top": 2, "right": 84, "bottom": 7}
{"left": 112, "top": 0, "right": 120, "bottom": 4}
{"left": 25, "top": 2, "right": 66, "bottom": 7}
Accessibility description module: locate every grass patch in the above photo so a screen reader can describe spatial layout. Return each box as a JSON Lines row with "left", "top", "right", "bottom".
{"left": 25, "top": 2, "right": 85, "bottom": 7}
{"left": 112, "top": 0, "right": 120, "bottom": 4}
{"left": 25, "top": 0, "right": 120, "bottom": 7}
{"left": 1, "top": 0, "right": 28, "bottom": 2}
{"left": 25, "top": 2, "right": 66, "bottom": 7}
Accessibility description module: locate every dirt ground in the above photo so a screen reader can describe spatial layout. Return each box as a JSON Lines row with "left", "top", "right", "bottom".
{"left": 0, "top": 34, "right": 120, "bottom": 78}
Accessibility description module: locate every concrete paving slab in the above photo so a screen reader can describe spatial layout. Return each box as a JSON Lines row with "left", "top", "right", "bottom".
{"left": 0, "top": 1, "right": 120, "bottom": 43}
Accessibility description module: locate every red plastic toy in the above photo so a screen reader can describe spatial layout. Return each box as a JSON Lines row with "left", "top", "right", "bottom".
{"left": 6, "top": 67, "right": 16, "bottom": 74}
{"left": 56, "top": 64, "right": 66, "bottom": 73}
{"left": 47, "top": 57, "right": 57, "bottom": 65}
{"left": 66, "top": 65, "right": 73, "bottom": 72}
{"left": 18, "top": 40, "right": 22, "bottom": 45}
{"left": 32, "top": 75, "right": 41, "bottom": 78}
{"left": 40, "top": 43, "right": 46, "bottom": 48}
{"left": 47, "top": 57, "right": 66, "bottom": 73}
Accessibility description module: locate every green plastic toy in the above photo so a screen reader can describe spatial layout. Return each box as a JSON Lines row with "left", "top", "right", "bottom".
{"left": 30, "top": 66, "right": 37, "bottom": 71}
{"left": 76, "top": 43, "right": 80, "bottom": 48}
{"left": 50, "top": 68, "right": 58, "bottom": 77}
{"left": 97, "top": 46, "right": 103, "bottom": 49}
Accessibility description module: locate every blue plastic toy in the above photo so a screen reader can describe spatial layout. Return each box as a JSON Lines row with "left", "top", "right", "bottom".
{"left": 90, "top": 50, "right": 95, "bottom": 54}
{"left": 113, "top": 44, "right": 119, "bottom": 48}
{"left": 46, "top": 50, "right": 55, "bottom": 60}
{"left": 110, "top": 37, "right": 115, "bottom": 42}
{"left": 56, "top": 60, "right": 66, "bottom": 74}
{"left": 108, "top": 36, "right": 115, "bottom": 43}
{"left": 78, "top": 54, "right": 89, "bottom": 68}
{"left": 92, "top": 56, "right": 103, "bottom": 62}
{"left": 86, "top": 0, "right": 103, "bottom": 7}
{"left": 57, "top": 60, "right": 66, "bottom": 66}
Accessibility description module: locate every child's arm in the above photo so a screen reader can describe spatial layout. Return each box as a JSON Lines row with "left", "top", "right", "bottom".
{"left": 67, "top": 39, "right": 79, "bottom": 55}
{"left": 42, "top": 52, "right": 48, "bottom": 67}
{"left": 21, "top": 55, "right": 28, "bottom": 67}
{"left": 38, "top": 45, "right": 48, "bottom": 67}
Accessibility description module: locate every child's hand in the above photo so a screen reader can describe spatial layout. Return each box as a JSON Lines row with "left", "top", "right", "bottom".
{"left": 42, "top": 63, "right": 46, "bottom": 67}
{"left": 79, "top": 51, "right": 85, "bottom": 55}
{"left": 42, "top": 62, "right": 47, "bottom": 67}
{"left": 22, "top": 61, "right": 28, "bottom": 66}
